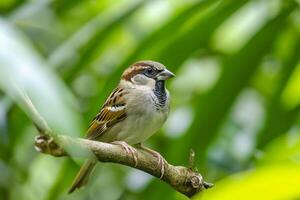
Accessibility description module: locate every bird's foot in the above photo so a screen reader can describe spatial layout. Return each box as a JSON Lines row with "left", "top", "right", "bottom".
{"left": 112, "top": 141, "right": 138, "bottom": 167}
{"left": 137, "top": 144, "right": 167, "bottom": 179}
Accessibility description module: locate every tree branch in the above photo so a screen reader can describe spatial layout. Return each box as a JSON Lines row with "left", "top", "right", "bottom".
{"left": 18, "top": 89, "right": 213, "bottom": 198}
{"left": 34, "top": 134, "right": 212, "bottom": 197}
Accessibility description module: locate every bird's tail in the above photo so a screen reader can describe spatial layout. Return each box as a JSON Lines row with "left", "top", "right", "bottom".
{"left": 68, "top": 159, "right": 97, "bottom": 194}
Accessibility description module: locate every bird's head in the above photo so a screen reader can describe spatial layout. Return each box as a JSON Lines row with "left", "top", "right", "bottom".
{"left": 121, "top": 60, "right": 175, "bottom": 88}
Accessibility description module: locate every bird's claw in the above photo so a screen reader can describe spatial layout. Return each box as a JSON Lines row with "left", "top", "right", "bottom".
{"left": 137, "top": 144, "right": 167, "bottom": 179}
{"left": 152, "top": 151, "right": 166, "bottom": 179}
{"left": 112, "top": 141, "right": 138, "bottom": 167}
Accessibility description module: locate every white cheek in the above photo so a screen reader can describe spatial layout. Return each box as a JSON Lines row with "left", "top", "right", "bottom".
{"left": 132, "top": 74, "right": 155, "bottom": 87}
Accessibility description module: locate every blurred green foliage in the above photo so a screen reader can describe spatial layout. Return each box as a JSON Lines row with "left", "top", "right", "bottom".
{"left": 0, "top": 0, "right": 300, "bottom": 200}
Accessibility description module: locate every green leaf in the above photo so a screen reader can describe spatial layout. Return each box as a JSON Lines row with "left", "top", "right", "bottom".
{"left": 0, "top": 0, "right": 25, "bottom": 15}
{"left": 281, "top": 63, "right": 300, "bottom": 109}
{"left": 257, "top": 133, "right": 300, "bottom": 166}
{"left": 156, "top": 0, "right": 249, "bottom": 68}
{"left": 119, "top": 0, "right": 220, "bottom": 68}
{"left": 196, "top": 163, "right": 300, "bottom": 200}
{"left": 0, "top": 18, "right": 84, "bottom": 136}
{"left": 50, "top": 0, "right": 146, "bottom": 82}
{"left": 168, "top": 2, "right": 297, "bottom": 166}
{"left": 257, "top": 28, "right": 300, "bottom": 148}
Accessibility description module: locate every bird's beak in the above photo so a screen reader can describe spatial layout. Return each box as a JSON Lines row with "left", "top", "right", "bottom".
{"left": 156, "top": 68, "right": 175, "bottom": 80}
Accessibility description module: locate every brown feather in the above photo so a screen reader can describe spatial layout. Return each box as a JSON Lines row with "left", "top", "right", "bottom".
{"left": 86, "top": 87, "right": 128, "bottom": 140}
{"left": 121, "top": 65, "right": 147, "bottom": 81}
{"left": 68, "top": 87, "right": 128, "bottom": 193}
{"left": 121, "top": 61, "right": 165, "bottom": 81}
{"left": 68, "top": 159, "right": 96, "bottom": 194}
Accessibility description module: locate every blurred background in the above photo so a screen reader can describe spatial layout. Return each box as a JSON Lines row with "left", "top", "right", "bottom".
{"left": 0, "top": 0, "right": 300, "bottom": 199}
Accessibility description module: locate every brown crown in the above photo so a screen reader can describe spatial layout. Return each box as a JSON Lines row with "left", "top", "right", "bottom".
{"left": 121, "top": 62, "right": 150, "bottom": 81}
{"left": 121, "top": 60, "right": 165, "bottom": 81}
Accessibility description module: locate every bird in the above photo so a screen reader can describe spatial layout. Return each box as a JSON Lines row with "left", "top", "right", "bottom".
{"left": 68, "top": 60, "right": 175, "bottom": 193}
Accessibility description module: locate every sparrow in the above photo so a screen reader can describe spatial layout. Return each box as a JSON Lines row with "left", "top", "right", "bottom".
{"left": 68, "top": 60, "right": 175, "bottom": 193}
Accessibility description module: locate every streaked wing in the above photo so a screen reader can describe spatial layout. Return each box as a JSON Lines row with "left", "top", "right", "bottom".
{"left": 86, "top": 87, "right": 127, "bottom": 140}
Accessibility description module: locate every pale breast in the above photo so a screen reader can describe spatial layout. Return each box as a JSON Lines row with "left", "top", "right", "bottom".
{"left": 100, "top": 86, "right": 169, "bottom": 145}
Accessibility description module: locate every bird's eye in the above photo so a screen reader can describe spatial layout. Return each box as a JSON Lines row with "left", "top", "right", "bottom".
{"left": 144, "top": 68, "right": 156, "bottom": 77}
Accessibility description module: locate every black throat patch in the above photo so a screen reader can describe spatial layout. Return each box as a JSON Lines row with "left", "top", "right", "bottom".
{"left": 153, "top": 80, "right": 167, "bottom": 108}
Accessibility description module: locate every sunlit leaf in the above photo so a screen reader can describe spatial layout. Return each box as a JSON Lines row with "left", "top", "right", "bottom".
{"left": 257, "top": 133, "right": 300, "bottom": 166}
{"left": 281, "top": 63, "right": 300, "bottom": 110}
{"left": 196, "top": 164, "right": 300, "bottom": 200}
